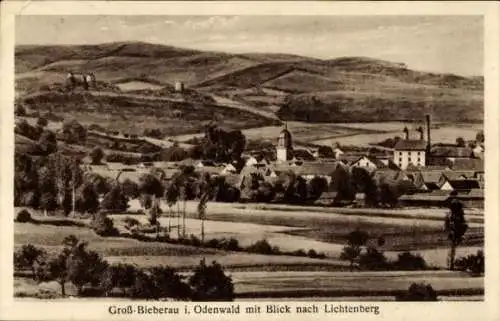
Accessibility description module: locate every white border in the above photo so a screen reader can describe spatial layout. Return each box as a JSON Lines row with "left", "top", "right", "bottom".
{"left": 1, "top": 2, "right": 499, "bottom": 321}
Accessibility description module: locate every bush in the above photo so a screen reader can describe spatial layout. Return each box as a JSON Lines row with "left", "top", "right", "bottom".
{"left": 245, "top": 239, "right": 280, "bottom": 255}
{"left": 123, "top": 217, "right": 140, "bottom": 231}
{"left": 15, "top": 209, "right": 32, "bottom": 223}
{"left": 455, "top": 250, "right": 484, "bottom": 276}
{"left": 396, "top": 283, "right": 439, "bottom": 301}
{"left": 307, "top": 249, "right": 326, "bottom": 259}
{"left": 393, "top": 252, "right": 428, "bottom": 270}
{"left": 90, "top": 213, "right": 119, "bottom": 236}
{"left": 359, "top": 247, "right": 389, "bottom": 270}
{"left": 189, "top": 259, "right": 234, "bottom": 301}
{"left": 219, "top": 238, "right": 241, "bottom": 251}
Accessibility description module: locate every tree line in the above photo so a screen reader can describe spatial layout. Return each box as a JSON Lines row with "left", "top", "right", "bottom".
{"left": 14, "top": 236, "right": 234, "bottom": 300}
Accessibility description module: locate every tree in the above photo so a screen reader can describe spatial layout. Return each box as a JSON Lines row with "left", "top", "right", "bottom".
{"left": 62, "top": 119, "right": 87, "bottom": 144}
{"left": 14, "top": 244, "right": 46, "bottom": 277}
{"left": 396, "top": 283, "right": 438, "bottom": 301}
{"left": 197, "top": 173, "right": 216, "bottom": 243}
{"left": 65, "top": 240, "right": 108, "bottom": 295}
{"left": 139, "top": 174, "right": 164, "bottom": 197}
{"left": 331, "top": 164, "right": 355, "bottom": 205}
{"left": 90, "top": 212, "right": 118, "bottom": 236}
{"left": 84, "top": 172, "right": 111, "bottom": 196}
{"left": 34, "top": 252, "right": 69, "bottom": 296}
{"left": 456, "top": 137, "right": 466, "bottom": 147}
{"left": 89, "top": 147, "right": 104, "bottom": 165}
{"left": 444, "top": 199, "right": 468, "bottom": 270}
{"left": 308, "top": 176, "right": 328, "bottom": 201}
{"left": 99, "top": 263, "right": 138, "bottom": 297}
{"left": 15, "top": 104, "right": 26, "bottom": 116}
{"left": 189, "top": 259, "right": 234, "bottom": 301}
{"left": 340, "top": 229, "right": 370, "bottom": 271}
{"left": 35, "top": 236, "right": 107, "bottom": 296}
{"left": 38, "top": 130, "right": 58, "bottom": 155}
{"left": 75, "top": 182, "right": 100, "bottom": 214}
{"left": 148, "top": 266, "right": 191, "bottom": 300}
{"left": 476, "top": 130, "right": 484, "bottom": 144}
{"left": 358, "top": 247, "right": 389, "bottom": 270}
{"left": 101, "top": 184, "right": 129, "bottom": 212}
{"left": 121, "top": 179, "right": 140, "bottom": 199}
{"left": 37, "top": 117, "right": 48, "bottom": 128}
{"left": 351, "top": 167, "right": 378, "bottom": 207}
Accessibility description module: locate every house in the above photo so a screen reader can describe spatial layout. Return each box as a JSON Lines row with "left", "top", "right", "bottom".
{"left": 292, "top": 149, "right": 316, "bottom": 161}
{"left": 338, "top": 154, "right": 364, "bottom": 166}
{"left": 220, "top": 163, "right": 237, "bottom": 175}
{"left": 244, "top": 156, "right": 258, "bottom": 167}
{"left": 440, "top": 178, "right": 481, "bottom": 192}
{"left": 333, "top": 147, "right": 344, "bottom": 159}
{"left": 393, "top": 139, "right": 427, "bottom": 170}
{"left": 351, "top": 156, "right": 379, "bottom": 170}
{"left": 419, "top": 171, "right": 444, "bottom": 190}
{"left": 472, "top": 145, "right": 484, "bottom": 159}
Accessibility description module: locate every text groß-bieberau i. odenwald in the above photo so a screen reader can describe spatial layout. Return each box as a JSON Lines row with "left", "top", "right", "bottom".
{"left": 108, "top": 303, "right": 381, "bottom": 316}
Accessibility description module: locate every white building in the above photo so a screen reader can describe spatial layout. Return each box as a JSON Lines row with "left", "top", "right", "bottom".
{"left": 393, "top": 140, "right": 427, "bottom": 170}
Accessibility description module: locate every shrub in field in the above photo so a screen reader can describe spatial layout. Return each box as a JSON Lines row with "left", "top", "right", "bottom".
{"left": 14, "top": 244, "right": 46, "bottom": 277}
{"left": 455, "top": 250, "right": 484, "bottom": 276}
{"left": 15, "top": 209, "right": 32, "bottom": 223}
{"left": 307, "top": 249, "right": 326, "bottom": 259}
{"left": 123, "top": 217, "right": 140, "bottom": 231}
{"left": 90, "top": 213, "right": 119, "bottom": 236}
{"left": 245, "top": 239, "right": 280, "bottom": 255}
{"left": 219, "top": 238, "right": 241, "bottom": 251}
{"left": 289, "top": 249, "right": 307, "bottom": 257}
{"left": 359, "top": 247, "right": 389, "bottom": 270}
{"left": 189, "top": 259, "right": 234, "bottom": 301}
{"left": 393, "top": 252, "right": 427, "bottom": 270}
{"left": 395, "top": 283, "right": 439, "bottom": 301}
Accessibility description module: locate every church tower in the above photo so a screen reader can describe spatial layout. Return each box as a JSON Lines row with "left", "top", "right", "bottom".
{"left": 277, "top": 123, "right": 293, "bottom": 162}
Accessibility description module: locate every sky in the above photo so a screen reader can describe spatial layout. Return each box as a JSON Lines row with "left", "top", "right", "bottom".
{"left": 16, "top": 15, "right": 483, "bottom": 76}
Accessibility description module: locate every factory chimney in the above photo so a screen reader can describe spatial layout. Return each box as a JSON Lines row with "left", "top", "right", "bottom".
{"left": 403, "top": 126, "right": 409, "bottom": 140}
{"left": 426, "top": 114, "right": 431, "bottom": 152}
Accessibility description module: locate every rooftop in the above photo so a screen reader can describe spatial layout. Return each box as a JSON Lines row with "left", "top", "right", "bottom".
{"left": 394, "top": 139, "right": 427, "bottom": 151}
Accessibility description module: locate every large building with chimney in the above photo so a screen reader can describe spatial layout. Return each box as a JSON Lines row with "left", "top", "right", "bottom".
{"left": 393, "top": 115, "right": 432, "bottom": 170}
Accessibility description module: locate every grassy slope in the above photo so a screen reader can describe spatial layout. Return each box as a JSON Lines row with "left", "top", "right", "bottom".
{"left": 17, "top": 91, "right": 278, "bottom": 136}
{"left": 16, "top": 42, "right": 484, "bottom": 124}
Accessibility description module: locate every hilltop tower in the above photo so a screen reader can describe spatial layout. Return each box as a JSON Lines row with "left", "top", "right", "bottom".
{"left": 277, "top": 123, "right": 293, "bottom": 162}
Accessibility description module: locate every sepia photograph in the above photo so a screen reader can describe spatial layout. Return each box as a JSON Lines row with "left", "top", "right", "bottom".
{"left": 1, "top": 1, "right": 499, "bottom": 320}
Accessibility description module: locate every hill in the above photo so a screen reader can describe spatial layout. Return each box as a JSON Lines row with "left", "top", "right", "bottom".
{"left": 16, "top": 42, "right": 484, "bottom": 124}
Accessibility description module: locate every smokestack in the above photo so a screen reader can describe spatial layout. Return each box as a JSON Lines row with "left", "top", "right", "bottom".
{"left": 418, "top": 126, "right": 424, "bottom": 140}
{"left": 403, "top": 126, "right": 409, "bottom": 140}
{"left": 426, "top": 114, "right": 431, "bottom": 151}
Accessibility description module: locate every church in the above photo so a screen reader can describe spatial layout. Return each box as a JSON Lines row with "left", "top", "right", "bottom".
{"left": 276, "top": 123, "right": 294, "bottom": 162}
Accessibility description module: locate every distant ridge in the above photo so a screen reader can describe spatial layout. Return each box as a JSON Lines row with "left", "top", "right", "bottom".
{"left": 16, "top": 41, "right": 483, "bottom": 123}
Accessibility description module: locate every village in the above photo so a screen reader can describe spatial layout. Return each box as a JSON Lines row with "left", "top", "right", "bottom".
{"left": 82, "top": 114, "right": 485, "bottom": 210}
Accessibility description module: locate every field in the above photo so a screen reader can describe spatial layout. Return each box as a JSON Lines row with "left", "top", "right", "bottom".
{"left": 173, "top": 121, "right": 483, "bottom": 148}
